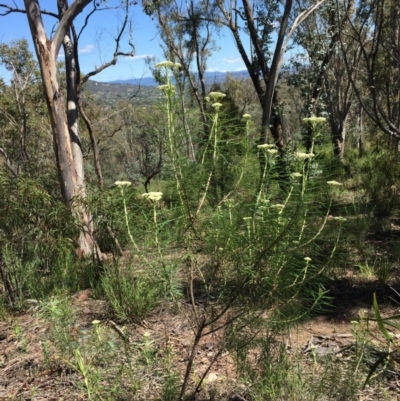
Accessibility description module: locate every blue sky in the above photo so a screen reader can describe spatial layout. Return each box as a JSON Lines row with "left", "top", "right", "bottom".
{"left": 0, "top": 0, "right": 247, "bottom": 83}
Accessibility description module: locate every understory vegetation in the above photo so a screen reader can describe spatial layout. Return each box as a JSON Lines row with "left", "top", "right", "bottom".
{"left": 1, "top": 63, "right": 400, "bottom": 400}
{"left": 1, "top": 0, "right": 400, "bottom": 399}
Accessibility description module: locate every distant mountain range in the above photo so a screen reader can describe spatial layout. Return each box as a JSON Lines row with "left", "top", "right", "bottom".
{"left": 107, "top": 69, "right": 250, "bottom": 87}
{"left": 83, "top": 70, "right": 252, "bottom": 105}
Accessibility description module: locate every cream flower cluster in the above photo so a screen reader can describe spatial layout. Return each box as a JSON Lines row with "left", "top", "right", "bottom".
{"left": 212, "top": 102, "right": 223, "bottom": 110}
{"left": 115, "top": 181, "right": 131, "bottom": 187}
{"left": 157, "top": 83, "right": 176, "bottom": 95}
{"left": 296, "top": 152, "right": 314, "bottom": 160}
{"left": 266, "top": 149, "right": 278, "bottom": 155}
{"left": 257, "top": 143, "right": 276, "bottom": 150}
{"left": 208, "top": 91, "right": 226, "bottom": 102}
{"left": 327, "top": 180, "right": 342, "bottom": 186}
{"left": 142, "top": 192, "right": 163, "bottom": 202}
{"left": 270, "top": 204, "right": 284, "bottom": 210}
{"left": 155, "top": 61, "right": 182, "bottom": 69}
{"left": 302, "top": 116, "right": 326, "bottom": 125}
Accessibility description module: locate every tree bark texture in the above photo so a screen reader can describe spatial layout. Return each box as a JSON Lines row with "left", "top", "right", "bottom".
{"left": 24, "top": 0, "right": 95, "bottom": 256}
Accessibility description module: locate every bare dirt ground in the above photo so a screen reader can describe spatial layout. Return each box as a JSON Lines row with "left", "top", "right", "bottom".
{"left": 1, "top": 278, "right": 400, "bottom": 401}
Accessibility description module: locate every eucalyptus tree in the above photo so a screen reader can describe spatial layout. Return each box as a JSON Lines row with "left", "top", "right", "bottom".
{"left": 214, "top": 0, "right": 325, "bottom": 148}
{"left": 0, "top": 1, "right": 134, "bottom": 256}
{"left": 0, "top": 39, "right": 46, "bottom": 176}
{"left": 293, "top": 0, "right": 359, "bottom": 159}
{"left": 341, "top": 0, "right": 400, "bottom": 148}
{"left": 144, "top": 0, "right": 219, "bottom": 150}
{"left": 207, "top": 0, "right": 325, "bottom": 194}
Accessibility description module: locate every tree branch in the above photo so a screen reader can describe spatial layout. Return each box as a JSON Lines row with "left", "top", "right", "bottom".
{"left": 80, "top": 4, "right": 134, "bottom": 86}
{"left": 0, "top": 3, "right": 58, "bottom": 18}
{"left": 52, "top": 0, "right": 93, "bottom": 58}
{"left": 0, "top": 147, "right": 18, "bottom": 177}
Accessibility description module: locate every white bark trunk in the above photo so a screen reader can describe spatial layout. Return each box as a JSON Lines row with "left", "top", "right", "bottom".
{"left": 24, "top": 0, "right": 96, "bottom": 256}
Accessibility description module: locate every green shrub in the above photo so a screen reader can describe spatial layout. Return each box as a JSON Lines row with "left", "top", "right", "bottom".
{"left": 102, "top": 263, "right": 161, "bottom": 322}
{"left": 0, "top": 173, "right": 96, "bottom": 308}
{"left": 359, "top": 149, "right": 400, "bottom": 218}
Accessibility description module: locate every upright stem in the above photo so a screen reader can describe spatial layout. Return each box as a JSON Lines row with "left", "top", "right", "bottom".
{"left": 120, "top": 187, "right": 144, "bottom": 261}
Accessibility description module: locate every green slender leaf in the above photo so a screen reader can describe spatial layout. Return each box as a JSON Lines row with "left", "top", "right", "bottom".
{"left": 363, "top": 351, "right": 389, "bottom": 389}
{"left": 372, "top": 293, "right": 392, "bottom": 343}
{"left": 368, "top": 317, "right": 400, "bottom": 331}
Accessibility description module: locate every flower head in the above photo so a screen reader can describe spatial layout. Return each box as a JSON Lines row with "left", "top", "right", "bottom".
{"left": 115, "top": 181, "right": 132, "bottom": 187}
{"left": 242, "top": 216, "right": 252, "bottom": 221}
{"left": 243, "top": 113, "right": 252, "bottom": 120}
{"left": 296, "top": 152, "right": 314, "bottom": 160}
{"left": 257, "top": 143, "right": 276, "bottom": 150}
{"left": 155, "top": 61, "right": 175, "bottom": 69}
{"left": 208, "top": 91, "right": 226, "bottom": 102}
{"left": 158, "top": 83, "right": 176, "bottom": 94}
{"left": 333, "top": 216, "right": 347, "bottom": 222}
{"left": 142, "top": 192, "right": 163, "bottom": 202}
{"left": 291, "top": 172, "right": 303, "bottom": 178}
{"left": 212, "top": 102, "right": 223, "bottom": 110}
{"left": 92, "top": 320, "right": 101, "bottom": 325}
{"left": 303, "top": 116, "right": 327, "bottom": 125}
{"left": 304, "top": 257, "right": 312, "bottom": 263}
{"left": 271, "top": 204, "right": 285, "bottom": 210}
{"left": 267, "top": 149, "right": 278, "bottom": 155}
{"left": 327, "top": 180, "right": 343, "bottom": 186}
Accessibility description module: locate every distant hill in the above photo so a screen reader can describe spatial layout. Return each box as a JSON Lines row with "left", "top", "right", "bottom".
{"left": 83, "top": 70, "right": 251, "bottom": 105}
{"left": 107, "top": 70, "right": 250, "bottom": 87}
{"left": 83, "top": 80, "right": 159, "bottom": 105}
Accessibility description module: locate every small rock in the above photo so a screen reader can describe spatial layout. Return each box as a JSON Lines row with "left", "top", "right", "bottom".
{"left": 207, "top": 372, "right": 218, "bottom": 383}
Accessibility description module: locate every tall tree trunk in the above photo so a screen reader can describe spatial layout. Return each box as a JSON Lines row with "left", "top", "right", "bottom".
{"left": 331, "top": 121, "right": 346, "bottom": 161}
{"left": 357, "top": 105, "right": 364, "bottom": 158}
{"left": 24, "top": 0, "right": 96, "bottom": 256}
{"left": 58, "top": 0, "right": 95, "bottom": 255}
{"left": 260, "top": 0, "right": 292, "bottom": 147}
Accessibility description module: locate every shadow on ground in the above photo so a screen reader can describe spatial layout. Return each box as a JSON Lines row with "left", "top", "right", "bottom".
{"left": 323, "top": 277, "right": 400, "bottom": 322}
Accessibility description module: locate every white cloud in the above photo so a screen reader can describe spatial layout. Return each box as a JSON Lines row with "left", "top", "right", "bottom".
{"left": 224, "top": 56, "right": 241, "bottom": 64}
{"left": 206, "top": 67, "right": 228, "bottom": 73}
{"left": 117, "top": 54, "right": 155, "bottom": 65}
{"left": 57, "top": 44, "right": 94, "bottom": 58}
{"left": 131, "top": 54, "right": 154, "bottom": 60}
{"left": 79, "top": 44, "right": 95, "bottom": 54}
{"left": 119, "top": 53, "right": 154, "bottom": 61}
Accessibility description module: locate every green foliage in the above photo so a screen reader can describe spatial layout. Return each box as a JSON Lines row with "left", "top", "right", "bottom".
{"left": 101, "top": 263, "right": 161, "bottom": 323}
{"left": 144, "top": 66, "right": 345, "bottom": 398}
{"left": 362, "top": 294, "right": 400, "bottom": 388}
{"left": 0, "top": 40, "right": 49, "bottom": 176}
{"left": 39, "top": 295, "right": 77, "bottom": 356}
{"left": 229, "top": 326, "right": 361, "bottom": 401}
{"left": 0, "top": 173, "right": 98, "bottom": 308}
{"left": 89, "top": 183, "right": 157, "bottom": 252}
{"left": 4, "top": 25, "right": 399, "bottom": 396}
{"left": 359, "top": 149, "right": 400, "bottom": 219}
